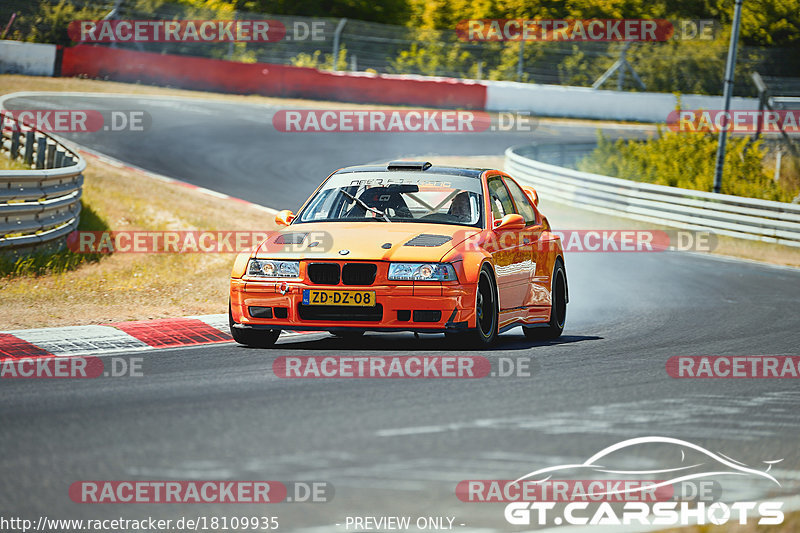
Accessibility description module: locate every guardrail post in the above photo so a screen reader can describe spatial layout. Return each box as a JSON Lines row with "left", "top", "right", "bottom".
{"left": 46, "top": 142, "right": 56, "bottom": 169}
{"left": 10, "top": 129, "right": 20, "bottom": 159}
{"left": 23, "top": 131, "right": 35, "bottom": 166}
{"left": 332, "top": 18, "right": 347, "bottom": 72}
{"left": 36, "top": 137, "right": 46, "bottom": 169}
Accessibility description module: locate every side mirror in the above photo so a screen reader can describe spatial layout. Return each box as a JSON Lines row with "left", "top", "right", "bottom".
{"left": 493, "top": 213, "right": 526, "bottom": 231}
{"left": 522, "top": 186, "right": 539, "bottom": 207}
{"left": 275, "top": 210, "right": 295, "bottom": 226}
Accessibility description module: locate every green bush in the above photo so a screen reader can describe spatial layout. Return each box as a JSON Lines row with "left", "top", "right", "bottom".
{"left": 290, "top": 46, "right": 348, "bottom": 71}
{"left": 577, "top": 129, "right": 798, "bottom": 202}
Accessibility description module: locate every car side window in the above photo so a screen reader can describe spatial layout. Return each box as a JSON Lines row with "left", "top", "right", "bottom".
{"left": 504, "top": 177, "right": 538, "bottom": 225}
{"left": 487, "top": 176, "right": 515, "bottom": 222}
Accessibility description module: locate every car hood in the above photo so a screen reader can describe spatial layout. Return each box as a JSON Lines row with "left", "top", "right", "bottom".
{"left": 255, "top": 222, "right": 479, "bottom": 262}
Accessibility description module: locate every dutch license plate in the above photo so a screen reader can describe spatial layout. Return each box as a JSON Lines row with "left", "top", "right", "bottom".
{"left": 302, "top": 289, "right": 376, "bottom": 307}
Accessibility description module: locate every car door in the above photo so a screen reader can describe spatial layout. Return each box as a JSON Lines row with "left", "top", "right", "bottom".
{"left": 502, "top": 176, "right": 549, "bottom": 311}
{"left": 486, "top": 175, "right": 529, "bottom": 312}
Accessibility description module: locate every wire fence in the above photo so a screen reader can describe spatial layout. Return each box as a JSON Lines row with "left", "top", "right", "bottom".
{"left": 2, "top": 0, "right": 797, "bottom": 96}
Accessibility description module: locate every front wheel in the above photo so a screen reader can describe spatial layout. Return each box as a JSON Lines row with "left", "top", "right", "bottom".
{"left": 229, "top": 302, "right": 281, "bottom": 348}
{"left": 455, "top": 266, "right": 498, "bottom": 347}
{"left": 524, "top": 260, "right": 566, "bottom": 341}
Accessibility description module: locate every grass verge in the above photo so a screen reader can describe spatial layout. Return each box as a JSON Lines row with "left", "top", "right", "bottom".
{"left": 0, "top": 156, "right": 274, "bottom": 330}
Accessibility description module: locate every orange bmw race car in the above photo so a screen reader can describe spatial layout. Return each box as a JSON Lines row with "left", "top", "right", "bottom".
{"left": 229, "top": 161, "right": 567, "bottom": 347}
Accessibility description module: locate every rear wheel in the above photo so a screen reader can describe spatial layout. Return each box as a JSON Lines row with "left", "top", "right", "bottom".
{"left": 229, "top": 302, "right": 281, "bottom": 348}
{"left": 524, "top": 260, "right": 566, "bottom": 341}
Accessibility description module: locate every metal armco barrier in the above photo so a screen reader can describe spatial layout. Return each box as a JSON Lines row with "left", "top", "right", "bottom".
{"left": 0, "top": 111, "right": 84, "bottom": 253}
{"left": 506, "top": 144, "right": 800, "bottom": 247}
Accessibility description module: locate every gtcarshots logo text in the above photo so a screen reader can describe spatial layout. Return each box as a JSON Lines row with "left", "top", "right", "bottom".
{"left": 488, "top": 437, "right": 785, "bottom": 526}
{"left": 504, "top": 500, "right": 783, "bottom": 526}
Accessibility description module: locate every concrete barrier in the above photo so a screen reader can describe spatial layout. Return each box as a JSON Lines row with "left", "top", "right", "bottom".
{"left": 485, "top": 80, "right": 759, "bottom": 122}
{"left": 61, "top": 45, "right": 486, "bottom": 109}
{"left": 0, "top": 40, "right": 57, "bottom": 76}
{"left": 58, "top": 44, "right": 760, "bottom": 123}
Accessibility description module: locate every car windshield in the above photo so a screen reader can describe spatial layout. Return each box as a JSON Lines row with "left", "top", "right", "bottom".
{"left": 295, "top": 172, "right": 484, "bottom": 227}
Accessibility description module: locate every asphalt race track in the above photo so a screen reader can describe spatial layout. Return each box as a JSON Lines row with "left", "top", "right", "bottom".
{"left": 1, "top": 94, "right": 800, "bottom": 531}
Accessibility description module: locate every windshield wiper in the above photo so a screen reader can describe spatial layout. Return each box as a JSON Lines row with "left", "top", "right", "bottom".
{"left": 340, "top": 189, "right": 392, "bottom": 222}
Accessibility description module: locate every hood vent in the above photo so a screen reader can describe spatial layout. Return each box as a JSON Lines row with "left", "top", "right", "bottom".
{"left": 404, "top": 234, "right": 453, "bottom": 247}
{"left": 275, "top": 233, "right": 307, "bottom": 244}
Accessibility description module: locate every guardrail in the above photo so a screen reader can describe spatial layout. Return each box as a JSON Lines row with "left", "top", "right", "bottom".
{"left": 505, "top": 143, "right": 800, "bottom": 247}
{"left": 0, "top": 111, "right": 84, "bottom": 255}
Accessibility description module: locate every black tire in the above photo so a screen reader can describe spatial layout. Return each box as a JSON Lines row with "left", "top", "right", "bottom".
{"left": 462, "top": 266, "right": 499, "bottom": 346}
{"left": 229, "top": 302, "right": 281, "bottom": 348}
{"left": 332, "top": 330, "right": 365, "bottom": 340}
{"left": 524, "top": 259, "right": 567, "bottom": 341}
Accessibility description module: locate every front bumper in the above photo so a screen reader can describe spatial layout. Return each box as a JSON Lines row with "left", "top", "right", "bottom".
{"left": 230, "top": 279, "right": 476, "bottom": 333}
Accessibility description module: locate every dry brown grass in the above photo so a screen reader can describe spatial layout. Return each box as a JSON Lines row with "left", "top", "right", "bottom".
{"left": 0, "top": 157, "right": 275, "bottom": 330}
{"left": 0, "top": 155, "right": 27, "bottom": 171}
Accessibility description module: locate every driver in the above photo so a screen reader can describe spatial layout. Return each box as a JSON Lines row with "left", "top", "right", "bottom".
{"left": 448, "top": 191, "right": 472, "bottom": 222}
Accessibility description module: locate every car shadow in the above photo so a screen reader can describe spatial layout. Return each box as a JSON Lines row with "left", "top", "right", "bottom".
{"left": 236, "top": 331, "right": 604, "bottom": 352}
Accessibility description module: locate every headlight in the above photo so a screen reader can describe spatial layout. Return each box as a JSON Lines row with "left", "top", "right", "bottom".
{"left": 247, "top": 259, "right": 300, "bottom": 278}
{"left": 388, "top": 263, "right": 457, "bottom": 281}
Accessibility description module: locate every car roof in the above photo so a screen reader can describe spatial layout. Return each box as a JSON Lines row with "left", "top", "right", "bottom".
{"left": 333, "top": 163, "right": 490, "bottom": 179}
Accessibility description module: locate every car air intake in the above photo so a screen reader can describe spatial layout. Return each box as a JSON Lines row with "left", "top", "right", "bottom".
{"left": 298, "top": 304, "right": 383, "bottom": 322}
{"left": 387, "top": 161, "right": 431, "bottom": 171}
{"left": 342, "top": 263, "right": 377, "bottom": 285}
{"left": 275, "top": 233, "right": 307, "bottom": 244}
{"left": 404, "top": 234, "right": 452, "bottom": 247}
{"left": 248, "top": 306, "right": 273, "bottom": 319}
{"left": 308, "top": 263, "right": 340, "bottom": 284}
{"left": 413, "top": 310, "right": 442, "bottom": 322}
{"left": 273, "top": 307, "right": 289, "bottom": 319}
